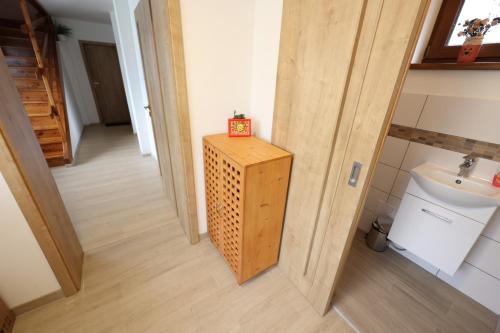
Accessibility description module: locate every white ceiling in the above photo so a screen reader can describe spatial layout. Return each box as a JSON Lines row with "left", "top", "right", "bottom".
{"left": 38, "top": 0, "right": 114, "bottom": 23}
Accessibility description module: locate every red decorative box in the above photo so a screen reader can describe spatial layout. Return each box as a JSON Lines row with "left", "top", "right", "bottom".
{"left": 228, "top": 118, "right": 251, "bottom": 137}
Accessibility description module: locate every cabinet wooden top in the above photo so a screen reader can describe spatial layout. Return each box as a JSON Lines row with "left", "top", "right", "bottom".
{"left": 203, "top": 134, "right": 292, "bottom": 167}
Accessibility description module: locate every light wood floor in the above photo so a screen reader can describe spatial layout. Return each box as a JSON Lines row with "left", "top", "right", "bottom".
{"left": 15, "top": 125, "right": 495, "bottom": 332}
{"left": 52, "top": 125, "right": 177, "bottom": 251}
{"left": 13, "top": 125, "right": 353, "bottom": 332}
{"left": 333, "top": 233, "right": 498, "bottom": 333}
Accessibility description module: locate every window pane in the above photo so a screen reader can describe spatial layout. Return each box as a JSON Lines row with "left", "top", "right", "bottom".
{"left": 447, "top": 0, "right": 500, "bottom": 46}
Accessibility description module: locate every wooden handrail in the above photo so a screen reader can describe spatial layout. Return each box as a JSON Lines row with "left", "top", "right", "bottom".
{"left": 19, "top": 0, "right": 69, "bottom": 155}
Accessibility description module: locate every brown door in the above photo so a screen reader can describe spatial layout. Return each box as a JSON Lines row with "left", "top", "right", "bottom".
{"left": 81, "top": 42, "right": 131, "bottom": 125}
{"left": 135, "top": 0, "right": 176, "bottom": 204}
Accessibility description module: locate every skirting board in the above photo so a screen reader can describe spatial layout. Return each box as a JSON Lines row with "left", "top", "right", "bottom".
{"left": 12, "top": 290, "right": 64, "bottom": 315}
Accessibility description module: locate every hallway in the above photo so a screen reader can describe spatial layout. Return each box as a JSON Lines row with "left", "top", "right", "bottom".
{"left": 51, "top": 125, "right": 177, "bottom": 251}
{"left": 12, "top": 126, "right": 353, "bottom": 332}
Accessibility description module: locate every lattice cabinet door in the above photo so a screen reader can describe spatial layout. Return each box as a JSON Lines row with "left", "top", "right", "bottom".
{"left": 220, "top": 154, "right": 244, "bottom": 276}
{"left": 203, "top": 141, "right": 222, "bottom": 251}
{"left": 203, "top": 134, "right": 292, "bottom": 284}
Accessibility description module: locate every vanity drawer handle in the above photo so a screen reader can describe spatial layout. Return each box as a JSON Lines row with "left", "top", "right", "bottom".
{"left": 421, "top": 208, "right": 453, "bottom": 224}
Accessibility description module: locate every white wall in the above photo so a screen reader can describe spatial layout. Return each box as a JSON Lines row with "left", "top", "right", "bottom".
{"left": 57, "top": 43, "right": 84, "bottom": 158}
{"left": 361, "top": 92, "right": 500, "bottom": 314}
{"left": 181, "top": 0, "right": 283, "bottom": 233}
{"left": 55, "top": 17, "right": 115, "bottom": 129}
{"left": 249, "top": 0, "right": 283, "bottom": 142}
{"left": 54, "top": 17, "right": 115, "bottom": 43}
{"left": 57, "top": 38, "right": 99, "bottom": 126}
{"left": 109, "top": 0, "right": 282, "bottom": 233}
{"left": 110, "top": 2, "right": 155, "bottom": 156}
{"left": 0, "top": 173, "right": 60, "bottom": 308}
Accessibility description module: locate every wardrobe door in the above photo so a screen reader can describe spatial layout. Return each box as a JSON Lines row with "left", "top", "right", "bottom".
{"left": 219, "top": 154, "right": 245, "bottom": 280}
{"left": 203, "top": 142, "right": 222, "bottom": 251}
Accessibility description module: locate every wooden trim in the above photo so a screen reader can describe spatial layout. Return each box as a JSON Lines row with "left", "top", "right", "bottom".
{"left": 12, "top": 290, "right": 64, "bottom": 315}
{"left": 410, "top": 62, "right": 500, "bottom": 70}
{"left": 148, "top": 0, "right": 199, "bottom": 244}
{"left": 0, "top": 297, "right": 15, "bottom": 333}
{"left": 0, "top": 50, "right": 83, "bottom": 296}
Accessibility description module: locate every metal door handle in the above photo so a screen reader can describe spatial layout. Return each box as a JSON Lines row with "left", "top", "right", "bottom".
{"left": 92, "top": 81, "right": 100, "bottom": 85}
{"left": 348, "top": 161, "right": 362, "bottom": 187}
{"left": 144, "top": 105, "right": 152, "bottom": 116}
{"left": 421, "top": 209, "right": 453, "bottom": 224}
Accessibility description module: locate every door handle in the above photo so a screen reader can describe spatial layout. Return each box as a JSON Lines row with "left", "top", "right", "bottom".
{"left": 348, "top": 161, "right": 362, "bottom": 187}
{"left": 144, "top": 105, "right": 152, "bottom": 116}
{"left": 92, "top": 81, "right": 100, "bottom": 85}
{"left": 421, "top": 209, "right": 453, "bottom": 224}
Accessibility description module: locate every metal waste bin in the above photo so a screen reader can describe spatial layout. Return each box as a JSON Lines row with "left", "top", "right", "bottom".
{"left": 365, "top": 215, "right": 393, "bottom": 252}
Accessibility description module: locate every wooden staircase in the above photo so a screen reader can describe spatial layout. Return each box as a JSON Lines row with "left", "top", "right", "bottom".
{"left": 0, "top": 0, "right": 71, "bottom": 167}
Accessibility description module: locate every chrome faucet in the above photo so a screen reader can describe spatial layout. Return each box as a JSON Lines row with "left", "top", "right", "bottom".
{"left": 457, "top": 154, "right": 476, "bottom": 177}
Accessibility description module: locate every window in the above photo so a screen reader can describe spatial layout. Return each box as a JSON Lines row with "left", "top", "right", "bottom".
{"left": 423, "top": 0, "right": 500, "bottom": 63}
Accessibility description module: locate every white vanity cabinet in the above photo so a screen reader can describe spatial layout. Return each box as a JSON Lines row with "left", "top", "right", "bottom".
{"left": 388, "top": 176, "right": 496, "bottom": 276}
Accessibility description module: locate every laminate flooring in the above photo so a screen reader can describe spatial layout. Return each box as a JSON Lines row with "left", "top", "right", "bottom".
{"left": 333, "top": 233, "right": 498, "bottom": 333}
{"left": 13, "top": 125, "right": 353, "bottom": 332}
{"left": 51, "top": 125, "right": 177, "bottom": 251}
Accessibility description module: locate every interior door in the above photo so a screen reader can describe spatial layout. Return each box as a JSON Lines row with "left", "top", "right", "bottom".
{"left": 272, "top": 0, "right": 429, "bottom": 315}
{"left": 81, "top": 42, "right": 131, "bottom": 125}
{"left": 135, "top": 0, "right": 176, "bottom": 203}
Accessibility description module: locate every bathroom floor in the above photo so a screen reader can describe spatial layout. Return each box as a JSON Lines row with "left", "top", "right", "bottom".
{"left": 333, "top": 232, "right": 498, "bottom": 333}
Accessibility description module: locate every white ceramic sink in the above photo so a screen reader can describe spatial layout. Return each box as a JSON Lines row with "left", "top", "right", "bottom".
{"left": 410, "top": 163, "right": 500, "bottom": 208}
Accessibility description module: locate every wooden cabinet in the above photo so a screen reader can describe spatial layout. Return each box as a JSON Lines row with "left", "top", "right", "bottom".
{"left": 203, "top": 134, "right": 292, "bottom": 284}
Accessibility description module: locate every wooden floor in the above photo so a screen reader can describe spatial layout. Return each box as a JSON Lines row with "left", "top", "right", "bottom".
{"left": 13, "top": 125, "right": 496, "bottom": 332}
{"left": 333, "top": 233, "right": 498, "bottom": 333}
{"left": 13, "top": 125, "right": 353, "bottom": 333}
{"left": 51, "top": 125, "right": 177, "bottom": 251}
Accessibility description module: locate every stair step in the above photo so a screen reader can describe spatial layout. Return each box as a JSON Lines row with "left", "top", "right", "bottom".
{"left": 0, "top": 36, "right": 32, "bottom": 48}
{"left": 19, "top": 90, "right": 48, "bottom": 103}
{"left": 0, "top": 23, "right": 45, "bottom": 36}
{"left": 8, "top": 66, "right": 37, "bottom": 78}
{"left": 1, "top": 45, "right": 34, "bottom": 57}
{"left": 45, "top": 152, "right": 66, "bottom": 167}
{"left": 30, "top": 115, "right": 58, "bottom": 130}
{"left": 41, "top": 142, "right": 65, "bottom": 167}
{"left": 6, "top": 56, "right": 38, "bottom": 67}
{"left": 35, "top": 129, "right": 61, "bottom": 139}
{"left": 14, "top": 77, "right": 45, "bottom": 90}
{"left": 24, "top": 103, "right": 51, "bottom": 116}
{"left": 38, "top": 136, "right": 63, "bottom": 145}
{"left": 41, "top": 142, "right": 63, "bottom": 153}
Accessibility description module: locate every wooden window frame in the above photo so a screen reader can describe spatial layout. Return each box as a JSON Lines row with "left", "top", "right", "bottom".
{"left": 423, "top": 0, "right": 500, "bottom": 63}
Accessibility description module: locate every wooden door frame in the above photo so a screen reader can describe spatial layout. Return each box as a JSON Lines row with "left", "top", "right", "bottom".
{"left": 135, "top": 0, "right": 199, "bottom": 244}
{"left": 0, "top": 297, "right": 15, "bottom": 333}
{"left": 135, "top": 0, "right": 177, "bottom": 206}
{"left": 79, "top": 40, "right": 130, "bottom": 125}
{"left": 272, "top": 0, "right": 430, "bottom": 315}
{"left": 0, "top": 50, "right": 83, "bottom": 296}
